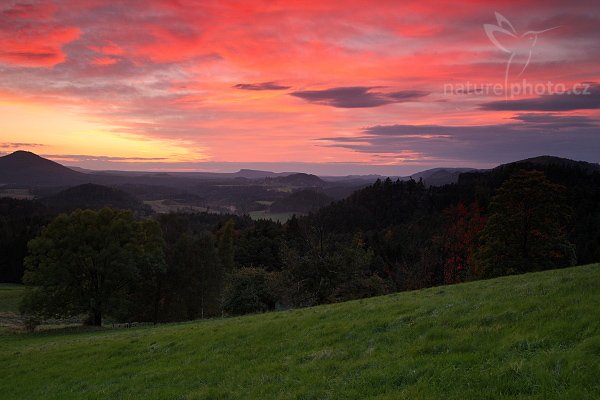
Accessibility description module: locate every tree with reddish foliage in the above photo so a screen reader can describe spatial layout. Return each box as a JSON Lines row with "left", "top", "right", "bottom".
{"left": 436, "top": 202, "right": 486, "bottom": 284}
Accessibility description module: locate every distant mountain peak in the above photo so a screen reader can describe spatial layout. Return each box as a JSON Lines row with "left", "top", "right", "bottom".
{"left": 4, "top": 150, "right": 48, "bottom": 162}
{"left": 268, "top": 173, "right": 325, "bottom": 187}
{"left": 41, "top": 183, "right": 147, "bottom": 214}
{"left": 7, "top": 150, "right": 36, "bottom": 156}
{"left": 232, "top": 169, "right": 295, "bottom": 179}
{"left": 0, "top": 151, "right": 85, "bottom": 186}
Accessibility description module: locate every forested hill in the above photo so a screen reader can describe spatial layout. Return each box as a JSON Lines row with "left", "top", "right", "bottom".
{"left": 3, "top": 155, "right": 600, "bottom": 320}
{"left": 457, "top": 156, "right": 600, "bottom": 188}
{"left": 301, "top": 156, "right": 600, "bottom": 289}
{"left": 41, "top": 183, "right": 150, "bottom": 215}
{"left": 266, "top": 173, "right": 325, "bottom": 187}
{"left": 270, "top": 190, "right": 333, "bottom": 213}
{"left": 456, "top": 157, "right": 600, "bottom": 264}
{"left": 312, "top": 156, "right": 600, "bottom": 234}
{"left": 0, "top": 150, "right": 86, "bottom": 186}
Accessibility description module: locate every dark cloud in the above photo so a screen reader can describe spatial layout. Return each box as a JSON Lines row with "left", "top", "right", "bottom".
{"left": 1, "top": 3, "right": 54, "bottom": 19}
{"left": 320, "top": 114, "right": 600, "bottom": 163}
{"left": 2, "top": 4, "right": 31, "bottom": 18}
{"left": 2, "top": 52, "right": 58, "bottom": 60}
{"left": 1, "top": 142, "right": 44, "bottom": 148}
{"left": 388, "top": 90, "right": 430, "bottom": 101}
{"left": 510, "top": 113, "right": 597, "bottom": 127}
{"left": 290, "top": 87, "right": 429, "bottom": 108}
{"left": 233, "top": 82, "right": 290, "bottom": 91}
{"left": 480, "top": 84, "right": 600, "bottom": 111}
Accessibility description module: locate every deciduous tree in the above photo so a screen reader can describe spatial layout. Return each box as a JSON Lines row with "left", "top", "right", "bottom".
{"left": 21, "top": 208, "right": 165, "bottom": 326}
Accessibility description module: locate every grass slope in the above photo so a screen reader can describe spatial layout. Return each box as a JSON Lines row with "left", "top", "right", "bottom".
{"left": 0, "top": 284, "right": 25, "bottom": 313}
{"left": 1, "top": 265, "right": 599, "bottom": 399}
{"left": 0, "top": 284, "right": 26, "bottom": 335}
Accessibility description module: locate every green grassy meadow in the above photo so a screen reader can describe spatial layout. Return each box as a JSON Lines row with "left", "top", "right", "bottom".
{"left": 0, "top": 284, "right": 26, "bottom": 335}
{"left": 1, "top": 264, "right": 599, "bottom": 399}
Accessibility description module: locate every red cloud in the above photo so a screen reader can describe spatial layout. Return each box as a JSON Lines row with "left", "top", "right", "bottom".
{"left": 89, "top": 42, "right": 124, "bottom": 56}
{"left": 91, "top": 56, "right": 118, "bottom": 66}
{"left": 1, "top": 0, "right": 598, "bottom": 168}
{"left": 0, "top": 2, "right": 79, "bottom": 67}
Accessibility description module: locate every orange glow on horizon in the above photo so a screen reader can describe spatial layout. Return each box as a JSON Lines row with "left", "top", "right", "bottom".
{"left": 0, "top": 0, "right": 598, "bottom": 172}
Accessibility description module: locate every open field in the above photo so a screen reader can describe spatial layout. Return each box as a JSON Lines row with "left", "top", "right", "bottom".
{"left": 0, "top": 264, "right": 599, "bottom": 399}
{"left": 0, "top": 188, "right": 34, "bottom": 200}
{"left": 143, "top": 200, "right": 210, "bottom": 214}
{"left": 255, "top": 200, "right": 274, "bottom": 206}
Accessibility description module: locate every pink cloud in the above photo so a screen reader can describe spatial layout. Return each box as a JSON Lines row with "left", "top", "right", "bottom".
{"left": 91, "top": 56, "right": 118, "bottom": 66}
{"left": 0, "top": 2, "right": 79, "bottom": 67}
{"left": 0, "top": 0, "right": 598, "bottom": 170}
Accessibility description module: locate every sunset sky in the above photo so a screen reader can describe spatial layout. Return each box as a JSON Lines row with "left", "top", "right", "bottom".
{"left": 1, "top": 0, "right": 599, "bottom": 175}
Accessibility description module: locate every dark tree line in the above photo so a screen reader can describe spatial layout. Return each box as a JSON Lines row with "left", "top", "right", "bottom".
{"left": 7, "top": 160, "right": 600, "bottom": 323}
{"left": 0, "top": 198, "right": 50, "bottom": 283}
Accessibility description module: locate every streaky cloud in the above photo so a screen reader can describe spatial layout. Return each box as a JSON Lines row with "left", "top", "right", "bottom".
{"left": 233, "top": 82, "right": 291, "bottom": 91}
{"left": 291, "top": 87, "right": 429, "bottom": 108}
{"left": 320, "top": 114, "right": 600, "bottom": 163}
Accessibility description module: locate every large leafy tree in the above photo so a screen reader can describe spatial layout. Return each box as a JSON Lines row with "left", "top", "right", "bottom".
{"left": 222, "top": 267, "right": 283, "bottom": 315}
{"left": 283, "top": 231, "right": 388, "bottom": 306}
{"left": 124, "top": 219, "right": 167, "bottom": 323}
{"left": 21, "top": 208, "right": 165, "bottom": 326}
{"left": 167, "top": 232, "right": 222, "bottom": 320}
{"left": 475, "top": 170, "right": 576, "bottom": 277}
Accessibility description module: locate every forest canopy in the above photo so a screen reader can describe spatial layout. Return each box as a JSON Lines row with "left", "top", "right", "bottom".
{"left": 5, "top": 158, "right": 600, "bottom": 323}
